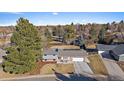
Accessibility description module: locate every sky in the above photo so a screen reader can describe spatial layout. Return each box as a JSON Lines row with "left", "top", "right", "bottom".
{"left": 0, "top": 12, "right": 124, "bottom": 26}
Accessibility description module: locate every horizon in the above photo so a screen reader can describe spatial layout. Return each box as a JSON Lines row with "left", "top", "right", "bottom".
{"left": 0, "top": 12, "right": 124, "bottom": 26}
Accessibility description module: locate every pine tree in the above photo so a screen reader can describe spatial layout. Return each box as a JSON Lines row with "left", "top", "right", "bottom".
{"left": 98, "top": 28, "right": 106, "bottom": 44}
{"left": 63, "top": 23, "right": 76, "bottom": 43}
{"left": 2, "top": 18, "right": 42, "bottom": 74}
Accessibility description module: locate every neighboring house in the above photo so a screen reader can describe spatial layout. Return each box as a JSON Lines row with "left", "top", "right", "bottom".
{"left": 42, "top": 49, "right": 59, "bottom": 62}
{"left": 0, "top": 48, "right": 6, "bottom": 63}
{"left": 97, "top": 44, "right": 117, "bottom": 54}
{"left": 58, "top": 49, "right": 87, "bottom": 63}
{"left": 109, "top": 44, "right": 124, "bottom": 61}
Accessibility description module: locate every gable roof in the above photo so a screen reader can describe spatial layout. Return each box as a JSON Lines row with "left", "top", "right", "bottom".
{"left": 43, "top": 49, "right": 59, "bottom": 55}
{"left": 97, "top": 44, "right": 117, "bottom": 51}
{"left": 58, "top": 49, "right": 87, "bottom": 57}
{"left": 111, "top": 44, "right": 124, "bottom": 55}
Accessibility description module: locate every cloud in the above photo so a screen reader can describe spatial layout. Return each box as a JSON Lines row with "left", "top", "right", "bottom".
{"left": 52, "top": 12, "right": 58, "bottom": 15}
{"left": 0, "top": 22, "right": 16, "bottom": 26}
{"left": 9, "top": 12, "right": 24, "bottom": 15}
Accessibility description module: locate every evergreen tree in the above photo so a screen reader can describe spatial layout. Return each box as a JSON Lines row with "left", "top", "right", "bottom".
{"left": 63, "top": 23, "right": 76, "bottom": 43}
{"left": 98, "top": 28, "right": 106, "bottom": 43}
{"left": 2, "top": 18, "right": 42, "bottom": 74}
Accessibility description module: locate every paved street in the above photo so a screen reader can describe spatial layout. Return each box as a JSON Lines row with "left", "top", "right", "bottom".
{"left": 11, "top": 76, "right": 57, "bottom": 81}
{"left": 1, "top": 74, "right": 58, "bottom": 81}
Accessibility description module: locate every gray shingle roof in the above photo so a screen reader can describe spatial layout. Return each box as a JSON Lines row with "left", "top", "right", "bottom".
{"left": 43, "top": 49, "right": 59, "bottom": 55}
{"left": 111, "top": 44, "right": 124, "bottom": 55}
{"left": 43, "top": 49, "right": 87, "bottom": 60}
{"left": 97, "top": 44, "right": 117, "bottom": 51}
{"left": 43, "top": 55, "right": 58, "bottom": 60}
{"left": 58, "top": 49, "right": 87, "bottom": 57}
{"left": 43, "top": 49, "right": 59, "bottom": 60}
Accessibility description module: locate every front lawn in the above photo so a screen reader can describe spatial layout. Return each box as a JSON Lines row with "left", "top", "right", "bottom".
{"left": 40, "top": 63, "right": 74, "bottom": 74}
{"left": 87, "top": 54, "right": 108, "bottom": 75}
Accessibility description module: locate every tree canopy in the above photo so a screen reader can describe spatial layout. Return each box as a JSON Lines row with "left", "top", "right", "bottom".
{"left": 2, "top": 18, "right": 42, "bottom": 74}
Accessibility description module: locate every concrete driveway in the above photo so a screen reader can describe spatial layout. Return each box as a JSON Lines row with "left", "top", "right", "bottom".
{"left": 74, "top": 61, "right": 93, "bottom": 74}
{"left": 103, "top": 58, "right": 124, "bottom": 80}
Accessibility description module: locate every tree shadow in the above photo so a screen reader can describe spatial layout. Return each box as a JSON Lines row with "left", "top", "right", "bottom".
{"left": 52, "top": 69, "right": 97, "bottom": 81}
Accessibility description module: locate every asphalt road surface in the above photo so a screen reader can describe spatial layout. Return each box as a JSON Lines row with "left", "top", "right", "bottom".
{"left": 11, "top": 76, "right": 57, "bottom": 81}
{"left": 1, "top": 74, "right": 58, "bottom": 81}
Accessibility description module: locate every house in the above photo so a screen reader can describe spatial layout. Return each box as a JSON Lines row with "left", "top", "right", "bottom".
{"left": 109, "top": 44, "right": 124, "bottom": 61}
{"left": 58, "top": 49, "right": 87, "bottom": 63}
{"left": 97, "top": 44, "right": 117, "bottom": 54}
{"left": 42, "top": 49, "right": 59, "bottom": 62}
{"left": 0, "top": 48, "right": 6, "bottom": 63}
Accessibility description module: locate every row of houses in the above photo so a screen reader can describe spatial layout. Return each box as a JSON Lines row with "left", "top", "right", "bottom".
{"left": 42, "top": 44, "right": 124, "bottom": 63}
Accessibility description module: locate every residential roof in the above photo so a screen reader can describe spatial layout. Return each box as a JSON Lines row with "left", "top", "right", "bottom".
{"left": 43, "top": 54, "right": 58, "bottom": 60}
{"left": 43, "top": 49, "right": 59, "bottom": 55}
{"left": 97, "top": 44, "right": 117, "bottom": 51}
{"left": 58, "top": 49, "right": 87, "bottom": 57}
{"left": 43, "top": 49, "right": 59, "bottom": 60}
{"left": 111, "top": 44, "right": 124, "bottom": 55}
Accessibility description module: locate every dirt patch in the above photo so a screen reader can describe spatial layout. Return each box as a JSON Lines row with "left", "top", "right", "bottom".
{"left": 88, "top": 54, "right": 108, "bottom": 75}
{"left": 40, "top": 63, "right": 74, "bottom": 75}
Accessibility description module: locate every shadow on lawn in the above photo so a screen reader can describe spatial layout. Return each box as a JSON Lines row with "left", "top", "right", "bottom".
{"left": 52, "top": 69, "right": 97, "bottom": 81}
